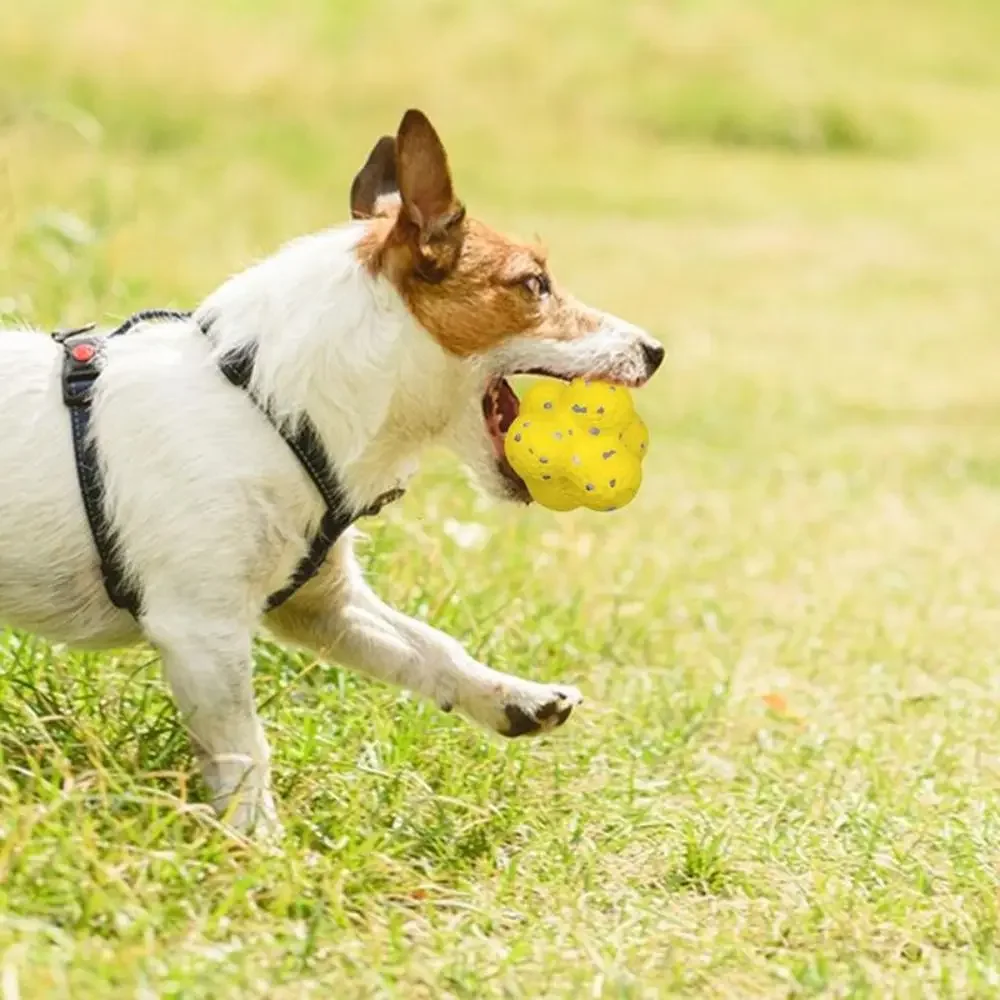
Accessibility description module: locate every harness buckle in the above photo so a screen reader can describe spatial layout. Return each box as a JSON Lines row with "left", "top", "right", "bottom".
{"left": 52, "top": 323, "right": 97, "bottom": 344}
{"left": 61, "top": 335, "right": 103, "bottom": 407}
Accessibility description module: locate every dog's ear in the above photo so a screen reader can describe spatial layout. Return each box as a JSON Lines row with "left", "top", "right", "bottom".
{"left": 350, "top": 135, "right": 398, "bottom": 219}
{"left": 395, "top": 109, "right": 466, "bottom": 280}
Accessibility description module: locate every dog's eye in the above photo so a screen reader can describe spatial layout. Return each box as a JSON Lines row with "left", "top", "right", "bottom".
{"left": 522, "top": 273, "right": 551, "bottom": 299}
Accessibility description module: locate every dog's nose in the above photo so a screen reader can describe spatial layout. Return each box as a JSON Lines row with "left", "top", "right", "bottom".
{"left": 641, "top": 341, "right": 665, "bottom": 375}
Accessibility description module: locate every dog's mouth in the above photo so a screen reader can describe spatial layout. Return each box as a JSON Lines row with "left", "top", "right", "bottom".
{"left": 481, "top": 367, "right": 640, "bottom": 503}
{"left": 482, "top": 377, "right": 530, "bottom": 502}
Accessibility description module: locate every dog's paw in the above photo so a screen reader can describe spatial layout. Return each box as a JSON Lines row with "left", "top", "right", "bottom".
{"left": 216, "top": 788, "right": 284, "bottom": 844}
{"left": 498, "top": 681, "right": 583, "bottom": 738}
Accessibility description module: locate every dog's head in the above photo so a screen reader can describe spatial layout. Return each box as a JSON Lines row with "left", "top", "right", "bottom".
{"left": 350, "top": 109, "right": 664, "bottom": 503}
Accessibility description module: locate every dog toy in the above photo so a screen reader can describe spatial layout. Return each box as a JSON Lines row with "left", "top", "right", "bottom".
{"left": 505, "top": 379, "right": 649, "bottom": 512}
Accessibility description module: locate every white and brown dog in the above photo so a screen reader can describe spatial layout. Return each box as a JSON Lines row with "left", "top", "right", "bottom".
{"left": 0, "top": 110, "right": 663, "bottom": 833}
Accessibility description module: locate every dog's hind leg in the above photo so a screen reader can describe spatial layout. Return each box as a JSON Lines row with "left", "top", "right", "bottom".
{"left": 268, "top": 570, "right": 582, "bottom": 739}
{"left": 143, "top": 608, "right": 279, "bottom": 837}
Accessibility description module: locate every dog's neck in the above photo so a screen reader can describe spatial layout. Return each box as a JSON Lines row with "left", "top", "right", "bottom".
{"left": 196, "top": 222, "right": 477, "bottom": 506}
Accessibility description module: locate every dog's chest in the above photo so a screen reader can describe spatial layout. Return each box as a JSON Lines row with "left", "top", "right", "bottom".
{"left": 343, "top": 382, "right": 462, "bottom": 502}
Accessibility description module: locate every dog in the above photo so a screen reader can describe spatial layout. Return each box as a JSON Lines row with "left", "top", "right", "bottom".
{"left": 0, "top": 110, "right": 664, "bottom": 834}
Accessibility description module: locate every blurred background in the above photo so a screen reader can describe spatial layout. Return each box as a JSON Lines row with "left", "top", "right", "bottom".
{"left": 4, "top": 0, "right": 1000, "bottom": 430}
{"left": 5, "top": 0, "right": 1000, "bottom": 623}
{"left": 5, "top": 1, "right": 1000, "bottom": 995}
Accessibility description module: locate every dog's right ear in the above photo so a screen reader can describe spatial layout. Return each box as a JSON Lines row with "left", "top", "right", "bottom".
{"left": 394, "top": 109, "right": 466, "bottom": 282}
{"left": 350, "top": 135, "right": 398, "bottom": 219}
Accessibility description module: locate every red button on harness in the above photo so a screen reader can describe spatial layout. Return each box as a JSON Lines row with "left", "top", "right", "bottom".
{"left": 70, "top": 343, "right": 96, "bottom": 363}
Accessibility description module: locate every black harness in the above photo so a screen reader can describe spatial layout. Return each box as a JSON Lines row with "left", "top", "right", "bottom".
{"left": 55, "top": 310, "right": 403, "bottom": 618}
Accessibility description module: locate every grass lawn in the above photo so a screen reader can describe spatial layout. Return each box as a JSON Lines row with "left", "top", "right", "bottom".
{"left": 3, "top": 0, "right": 1000, "bottom": 995}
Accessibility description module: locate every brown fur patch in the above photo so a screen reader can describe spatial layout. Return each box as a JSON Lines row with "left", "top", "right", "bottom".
{"left": 350, "top": 109, "right": 603, "bottom": 356}
{"left": 356, "top": 212, "right": 602, "bottom": 356}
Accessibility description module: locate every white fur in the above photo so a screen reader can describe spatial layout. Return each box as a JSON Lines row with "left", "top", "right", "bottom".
{"left": 488, "top": 311, "right": 658, "bottom": 389}
{"left": 0, "top": 221, "right": 658, "bottom": 834}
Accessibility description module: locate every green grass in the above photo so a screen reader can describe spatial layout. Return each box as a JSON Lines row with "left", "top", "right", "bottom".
{"left": 4, "top": 0, "right": 1000, "bottom": 995}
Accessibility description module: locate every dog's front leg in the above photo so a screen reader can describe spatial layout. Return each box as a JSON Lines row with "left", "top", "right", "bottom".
{"left": 269, "top": 575, "right": 582, "bottom": 738}
{"left": 143, "top": 609, "right": 280, "bottom": 837}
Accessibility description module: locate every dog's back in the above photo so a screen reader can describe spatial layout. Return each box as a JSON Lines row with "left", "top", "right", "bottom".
{"left": 0, "top": 316, "right": 341, "bottom": 649}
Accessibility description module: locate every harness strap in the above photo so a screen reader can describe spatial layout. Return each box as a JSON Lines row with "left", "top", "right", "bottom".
{"left": 61, "top": 333, "right": 140, "bottom": 614}
{"left": 211, "top": 340, "right": 356, "bottom": 613}
{"left": 57, "top": 311, "right": 403, "bottom": 618}
{"left": 213, "top": 343, "right": 350, "bottom": 516}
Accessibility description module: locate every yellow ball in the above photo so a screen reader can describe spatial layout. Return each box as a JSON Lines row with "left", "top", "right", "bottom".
{"left": 504, "top": 377, "right": 649, "bottom": 513}
{"left": 505, "top": 416, "right": 574, "bottom": 483}
{"left": 620, "top": 416, "right": 649, "bottom": 458}
{"left": 518, "top": 379, "right": 568, "bottom": 415}
{"left": 561, "top": 379, "right": 635, "bottom": 432}
{"left": 529, "top": 477, "right": 581, "bottom": 512}
{"left": 565, "top": 437, "right": 643, "bottom": 511}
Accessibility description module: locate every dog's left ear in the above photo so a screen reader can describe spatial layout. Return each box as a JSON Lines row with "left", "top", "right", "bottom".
{"left": 350, "top": 135, "right": 398, "bottom": 219}
{"left": 395, "top": 109, "right": 466, "bottom": 281}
